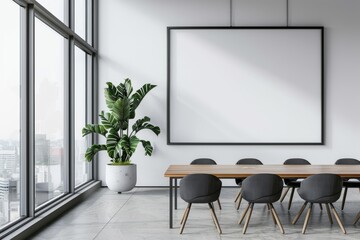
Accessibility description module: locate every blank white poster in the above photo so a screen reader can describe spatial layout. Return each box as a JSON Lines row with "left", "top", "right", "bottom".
{"left": 168, "top": 28, "right": 323, "bottom": 144}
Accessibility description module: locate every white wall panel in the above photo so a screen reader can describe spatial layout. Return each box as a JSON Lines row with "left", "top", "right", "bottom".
{"left": 99, "top": 0, "right": 360, "bottom": 186}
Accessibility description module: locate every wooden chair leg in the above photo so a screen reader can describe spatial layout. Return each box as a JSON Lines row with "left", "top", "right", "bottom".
{"left": 270, "top": 203, "right": 285, "bottom": 234}
{"left": 341, "top": 187, "right": 348, "bottom": 210}
{"left": 236, "top": 195, "right": 243, "bottom": 210}
{"left": 268, "top": 203, "right": 277, "bottom": 225}
{"left": 180, "top": 204, "right": 190, "bottom": 225}
{"left": 288, "top": 187, "right": 295, "bottom": 210}
{"left": 330, "top": 203, "right": 346, "bottom": 234}
{"left": 353, "top": 211, "right": 360, "bottom": 225}
{"left": 280, "top": 187, "right": 290, "bottom": 202}
{"left": 238, "top": 203, "right": 250, "bottom": 225}
{"left": 180, "top": 203, "right": 191, "bottom": 234}
{"left": 209, "top": 203, "right": 222, "bottom": 234}
{"left": 242, "top": 203, "right": 254, "bottom": 234}
{"left": 325, "top": 203, "right": 333, "bottom": 224}
{"left": 292, "top": 201, "right": 308, "bottom": 225}
{"left": 234, "top": 189, "right": 241, "bottom": 202}
{"left": 217, "top": 199, "right": 222, "bottom": 210}
{"left": 302, "top": 203, "right": 313, "bottom": 234}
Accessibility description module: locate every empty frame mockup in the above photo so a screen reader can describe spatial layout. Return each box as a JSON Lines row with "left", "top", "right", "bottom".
{"left": 167, "top": 27, "right": 324, "bottom": 145}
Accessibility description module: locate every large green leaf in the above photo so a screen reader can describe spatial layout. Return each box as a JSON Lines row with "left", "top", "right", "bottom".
{"left": 116, "top": 83, "right": 127, "bottom": 99}
{"left": 141, "top": 140, "right": 153, "bottom": 156}
{"left": 117, "top": 78, "right": 133, "bottom": 98}
{"left": 124, "top": 78, "right": 133, "bottom": 96}
{"left": 129, "top": 84, "right": 156, "bottom": 119}
{"left": 132, "top": 116, "right": 150, "bottom": 131}
{"left": 99, "top": 111, "right": 119, "bottom": 131}
{"left": 132, "top": 116, "right": 160, "bottom": 135}
{"left": 104, "top": 82, "right": 119, "bottom": 109}
{"left": 106, "top": 129, "right": 120, "bottom": 159}
{"left": 82, "top": 124, "right": 107, "bottom": 137}
{"left": 85, "top": 144, "right": 107, "bottom": 162}
{"left": 119, "top": 135, "right": 140, "bottom": 160}
{"left": 111, "top": 98, "right": 130, "bottom": 130}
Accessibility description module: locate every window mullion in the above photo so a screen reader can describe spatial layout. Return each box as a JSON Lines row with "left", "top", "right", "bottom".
{"left": 25, "top": 3, "right": 36, "bottom": 219}
{"left": 69, "top": 37, "right": 75, "bottom": 193}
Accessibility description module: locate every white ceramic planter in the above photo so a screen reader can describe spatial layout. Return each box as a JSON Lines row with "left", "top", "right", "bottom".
{"left": 106, "top": 164, "right": 137, "bottom": 193}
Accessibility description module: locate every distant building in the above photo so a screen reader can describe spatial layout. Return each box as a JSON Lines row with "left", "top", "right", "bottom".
{"left": 0, "top": 149, "right": 17, "bottom": 178}
{"left": 35, "top": 134, "right": 50, "bottom": 165}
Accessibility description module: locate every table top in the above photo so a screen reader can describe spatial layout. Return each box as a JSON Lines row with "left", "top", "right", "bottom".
{"left": 164, "top": 164, "right": 360, "bottom": 178}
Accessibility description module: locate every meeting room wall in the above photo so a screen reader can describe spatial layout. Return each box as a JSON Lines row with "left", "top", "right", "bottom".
{"left": 98, "top": 0, "right": 360, "bottom": 186}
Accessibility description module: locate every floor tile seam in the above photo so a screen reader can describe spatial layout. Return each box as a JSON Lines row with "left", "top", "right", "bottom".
{"left": 91, "top": 191, "right": 136, "bottom": 240}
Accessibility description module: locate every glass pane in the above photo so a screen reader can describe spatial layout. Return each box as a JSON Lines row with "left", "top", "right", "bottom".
{"left": 34, "top": 18, "right": 66, "bottom": 207}
{"left": 87, "top": 0, "right": 93, "bottom": 45}
{"left": 74, "top": 46, "right": 91, "bottom": 187}
{"left": 0, "top": 1, "right": 21, "bottom": 228}
{"left": 37, "top": 0, "right": 65, "bottom": 23}
{"left": 75, "top": 0, "right": 86, "bottom": 40}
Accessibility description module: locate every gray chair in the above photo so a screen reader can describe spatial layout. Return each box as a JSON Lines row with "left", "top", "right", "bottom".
{"left": 239, "top": 174, "right": 284, "bottom": 234}
{"left": 335, "top": 158, "right": 360, "bottom": 210}
{"left": 292, "top": 174, "right": 345, "bottom": 234}
{"left": 280, "top": 158, "right": 322, "bottom": 211}
{"left": 234, "top": 158, "right": 263, "bottom": 210}
{"left": 179, "top": 173, "right": 222, "bottom": 234}
{"left": 190, "top": 158, "right": 222, "bottom": 210}
{"left": 190, "top": 158, "right": 217, "bottom": 165}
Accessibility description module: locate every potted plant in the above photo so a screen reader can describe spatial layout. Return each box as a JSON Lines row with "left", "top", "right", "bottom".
{"left": 82, "top": 78, "right": 160, "bottom": 193}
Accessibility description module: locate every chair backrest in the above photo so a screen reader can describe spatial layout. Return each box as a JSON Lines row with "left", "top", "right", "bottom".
{"left": 283, "top": 158, "right": 310, "bottom": 183}
{"left": 235, "top": 158, "right": 263, "bottom": 185}
{"left": 284, "top": 158, "right": 311, "bottom": 165}
{"left": 180, "top": 174, "right": 222, "bottom": 203}
{"left": 236, "top": 158, "right": 263, "bottom": 165}
{"left": 190, "top": 158, "right": 217, "bottom": 165}
{"left": 335, "top": 158, "right": 360, "bottom": 165}
{"left": 241, "top": 174, "right": 283, "bottom": 202}
{"left": 298, "top": 174, "right": 342, "bottom": 203}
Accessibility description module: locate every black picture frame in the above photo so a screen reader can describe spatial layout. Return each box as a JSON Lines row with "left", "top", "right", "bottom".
{"left": 167, "top": 26, "right": 324, "bottom": 145}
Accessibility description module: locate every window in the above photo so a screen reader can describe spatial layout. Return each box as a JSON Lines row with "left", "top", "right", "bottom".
{"left": 75, "top": 0, "right": 92, "bottom": 44}
{"left": 75, "top": 0, "right": 86, "bottom": 40}
{"left": 0, "top": 0, "right": 96, "bottom": 236}
{"left": 34, "top": 18, "right": 66, "bottom": 207}
{"left": 74, "top": 46, "right": 91, "bottom": 187}
{"left": 37, "top": 0, "right": 66, "bottom": 23}
{"left": 0, "top": 1, "right": 22, "bottom": 228}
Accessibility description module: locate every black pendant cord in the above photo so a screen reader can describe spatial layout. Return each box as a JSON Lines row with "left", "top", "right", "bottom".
{"left": 230, "top": 0, "right": 233, "bottom": 27}
{"left": 286, "top": 0, "right": 289, "bottom": 27}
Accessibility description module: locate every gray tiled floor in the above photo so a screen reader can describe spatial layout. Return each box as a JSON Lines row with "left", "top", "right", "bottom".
{"left": 30, "top": 187, "right": 360, "bottom": 239}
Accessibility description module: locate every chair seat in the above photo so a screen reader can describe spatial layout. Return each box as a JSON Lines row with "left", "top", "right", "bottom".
{"left": 285, "top": 180, "right": 301, "bottom": 188}
{"left": 235, "top": 178, "right": 245, "bottom": 186}
{"left": 184, "top": 192, "right": 220, "bottom": 203}
{"left": 343, "top": 180, "right": 360, "bottom": 188}
{"left": 246, "top": 194, "right": 282, "bottom": 203}
{"left": 298, "top": 190, "right": 341, "bottom": 203}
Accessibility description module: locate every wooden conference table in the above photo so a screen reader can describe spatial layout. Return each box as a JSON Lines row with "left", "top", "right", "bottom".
{"left": 164, "top": 164, "right": 360, "bottom": 228}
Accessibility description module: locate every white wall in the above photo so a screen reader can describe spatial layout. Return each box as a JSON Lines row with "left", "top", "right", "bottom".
{"left": 98, "top": 0, "right": 360, "bottom": 186}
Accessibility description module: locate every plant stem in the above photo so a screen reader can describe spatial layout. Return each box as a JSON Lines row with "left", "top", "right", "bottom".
{"left": 129, "top": 130, "right": 135, "bottom": 137}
